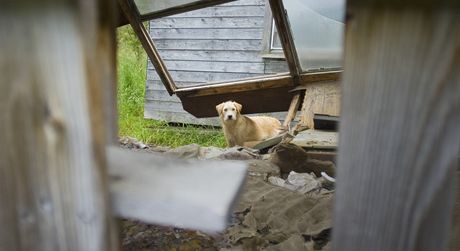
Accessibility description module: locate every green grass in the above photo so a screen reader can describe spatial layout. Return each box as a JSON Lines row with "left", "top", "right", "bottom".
{"left": 116, "top": 25, "right": 226, "bottom": 148}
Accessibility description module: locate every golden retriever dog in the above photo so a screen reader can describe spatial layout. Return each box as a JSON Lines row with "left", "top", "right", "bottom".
{"left": 216, "top": 101, "right": 281, "bottom": 147}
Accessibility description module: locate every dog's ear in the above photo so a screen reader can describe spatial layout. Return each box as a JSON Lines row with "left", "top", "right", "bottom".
{"left": 216, "top": 103, "right": 224, "bottom": 115}
{"left": 233, "top": 102, "right": 242, "bottom": 114}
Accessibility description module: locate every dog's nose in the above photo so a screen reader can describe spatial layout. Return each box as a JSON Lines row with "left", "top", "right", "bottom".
{"left": 227, "top": 115, "right": 233, "bottom": 119}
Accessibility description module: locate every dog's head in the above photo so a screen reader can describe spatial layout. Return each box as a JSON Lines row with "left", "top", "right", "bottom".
{"left": 216, "top": 101, "right": 242, "bottom": 122}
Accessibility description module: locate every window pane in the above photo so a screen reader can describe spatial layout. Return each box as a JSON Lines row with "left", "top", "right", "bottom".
{"left": 134, "top": 0, "right": 201, "bottom": 15}
{"left": 270, "top": 20, "right": 282, "bottom": 50}
{"left": 283, "top": 0, "right": 345, "bottom": 71}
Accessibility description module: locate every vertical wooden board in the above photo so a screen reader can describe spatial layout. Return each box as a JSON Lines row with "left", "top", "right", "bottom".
{"left": 0, "top": 3, "right": 117, "bottom": 251}
{"left": 282, "top": 93, "right": 301, "bottom": 128}
{"left": 299, "top": 82, "right": 340, "bottom": 129}
{"left": 449, "top": 171, "right": 460, "bottom": 251}
{"left": 332, "top": 7, "right": 460, "bottom": 251}
{"left": 92, "top": 0, "right": 118, "bottom": 145}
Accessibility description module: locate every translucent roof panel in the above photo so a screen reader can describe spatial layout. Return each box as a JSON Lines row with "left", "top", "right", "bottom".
{"left": 134, "top": 0, "right": 201, "bottom": 15}
{"left": 283, "top": 0, "right": 345, "bottom": 72}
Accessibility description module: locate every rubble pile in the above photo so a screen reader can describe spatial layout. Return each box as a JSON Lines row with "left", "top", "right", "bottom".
{"left": 120, "top": 141, "right": 336, "bottom": 251}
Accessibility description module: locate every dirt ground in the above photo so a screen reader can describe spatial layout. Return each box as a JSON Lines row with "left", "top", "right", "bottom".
{"left": 119, "top": 137, "right": 335, "bottom": 251}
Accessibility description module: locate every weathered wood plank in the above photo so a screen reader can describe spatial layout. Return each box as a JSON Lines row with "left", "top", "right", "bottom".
{"left": 144, "top": 104, "right": 291, "bottom": 126}
{"left": 145, "top": 109, "right": 222, "bottom": 126}
{"left": 151, "top": 16, "right": 265, "bottom": 28}
{"left": 153, "top": 50, "right": 264, "bottom": 62}
{"left": 147, "top": 80, "right": 204, "bottom": 90}
{"left": 144, "top": 100, "right": 186, "bottom": 112}
{"left": 107, "top": 147, "right": 247, "bottom": 232}
{"left": 164, "top": 5, "right": 265, "bottom": 18}
{"left": 176, "top": 71, "right": 340, "bottom": 97}
{"left": 148, "top": 69, "right": 263, "bottom": 82}
{"left": 179, "top": 85, "right": 297, "bottom": 117}
{"left": 0, "top": 3, "right": 117, "bottom": 250}
{"left": 299, "top": 82, "right": 340, "bottom": 129}
{"left": 175, "top": 73, "right": 293, "bottom": 96}
{"left": 146, "top": 99, "right": 291, "bottom": 122}
{"left": 88, "top": 0, "right": 119, "bottom": 145}
{"left": 148, "top": 60, "right": 265, "bottom": 74}
{"left": 146, "top": 89, "right": 182, "bottom": 102}
{"left": 449, "top": 171, "right": 460, "bottom": 251}
{"left": 268, "top": 0, "right": 302, "bottom": 80}
{"left": 291, "top": 129, "right": 338, "bottom": 149}
{"left": 119, "top": 0, "right": 177, "bottom": 94}
{"left": 283, "top": 93, "right": 301, "bottom": 129}
{"left": 264, "top": 59, "right": 289, "bottom": 74}
{"left": 150, "top": 28, "right": 263, "bottom": 40}
{"left": 139, "top": 0, "right": 236, "bottom": 20}
{"left": 332, "top": 7, "right": 460, "bottom": 251}
{"left": 151, "top": 39, "right": 262, "bottom": 50}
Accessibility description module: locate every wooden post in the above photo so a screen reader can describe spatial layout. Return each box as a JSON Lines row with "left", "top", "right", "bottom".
{"left": 283, "top": 93, "right": 301, "bottom": 130}
{"left": 118, "top": 0, "right": 177, "bottom": 95}
{"left": 333, "top": 2, "right": 460, "bottom": 251}
{"left": 0, "top": 1, "right": 118, "bottom": 250}
{"left": 268, "top": 0, "right": 302, "bottom": 82}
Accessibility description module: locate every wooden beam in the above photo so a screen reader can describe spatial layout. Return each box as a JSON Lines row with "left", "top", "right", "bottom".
{"left": 180, "top": 85, "right": 299, "bottom": 117}
{"left": 85, "top": 0, "right": 119, "bottom": 145}
{"left": 268, "top": 0, "right": 302, "bottom": 81}
{"left": 0, "top": 2, "right": 118, "bottom": 250}
{"left": 332, "top": 6, "right": 460, "bottom": 251}
{"left": 176, "top": 73, "right": 293, "bottom": 97}
{"left": 107, "top": 147, "right": 247, "bottom": 232}
{"left": 176, "top": 71, "right": 341, "bottom": 98}
{"left": 81, "top": 1, "right": 121, "bottom": 246}
{"left": 283, "top": 93, "right": 301, "bottom": 129}
{"left": 176, "top": 71, "right": 340, "bottom": 118}
{"left": 298, "top": 71, "right": 341, "bottom": 85}
{"left": 116, "top": 1, "right": 130, "bottom": 27}
{"left": 139, "top": 0, "right": 237, "bottom": 21}
{"left": 118, "top": 0, "right": 177, "bottom": 95}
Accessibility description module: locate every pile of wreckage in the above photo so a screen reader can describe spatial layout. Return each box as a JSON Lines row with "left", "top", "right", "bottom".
{"left": 120, "top": 128, "right": 338, "bottom": 251}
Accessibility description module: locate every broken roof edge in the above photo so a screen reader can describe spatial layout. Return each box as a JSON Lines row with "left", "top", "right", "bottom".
{"left": 176, "top": 71, "right": 342, "bottom": 98}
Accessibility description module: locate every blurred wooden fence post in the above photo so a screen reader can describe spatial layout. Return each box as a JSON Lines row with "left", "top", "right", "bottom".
{"left": 333, "top": 1, "right": 460, "bottom": 251}
{"left": 0, "top": 1, "right": 118, "bottom": 250}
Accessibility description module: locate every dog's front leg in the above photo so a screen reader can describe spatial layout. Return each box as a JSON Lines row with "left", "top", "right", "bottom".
{"left": 227, "top": 138, "right": 236, "bottom": 147}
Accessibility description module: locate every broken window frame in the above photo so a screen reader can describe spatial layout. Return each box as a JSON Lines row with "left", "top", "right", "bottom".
{"left": 117, "top": 0, "right": 343, "bottom": 117}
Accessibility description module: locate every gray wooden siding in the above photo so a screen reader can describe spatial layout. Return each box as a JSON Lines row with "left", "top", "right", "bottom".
{"left": 145, "top": 0, "right": 290, "bottom": 126}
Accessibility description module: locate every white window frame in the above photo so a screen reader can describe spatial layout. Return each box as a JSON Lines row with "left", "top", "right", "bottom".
{"left": 261, "top": 1, "right": 284, "bottom": 58}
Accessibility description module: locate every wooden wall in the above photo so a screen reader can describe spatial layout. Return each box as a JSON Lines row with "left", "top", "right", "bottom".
{"left": 144, "top": 0, "right": 290, "bottom": 126}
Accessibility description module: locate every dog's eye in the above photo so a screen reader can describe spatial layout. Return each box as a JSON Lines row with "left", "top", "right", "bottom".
{"left": 232, "top": 108, "right": 235, "bottom": 111}
{"left": 224, "top": 108, "right": 227, "bottom": 112}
